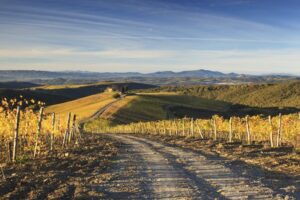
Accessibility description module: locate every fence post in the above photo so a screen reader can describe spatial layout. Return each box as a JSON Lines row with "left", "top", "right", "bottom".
{"left": 297, "top": 113, "right": 300, "bottom": 148}
{"left": 210, "top": 119, "right": 214, "bottom": 139}
{"left": 229, "top": 117, "right": 233, "bottom": 143}
{"left": 50, "top": 113, "right": 55, "bottom": 151}
{"left": 12, "top": 106, "right": 21, "bottom": 162}
{"left": 196, "top": 123, "right": 204, "bottom": 139}
{"left": 268, "top": 116, "right": 274, "bottom": 147}
{"left": 68, "top": 114, "right": 76, "bottom": 143}
{"left": 276, "top": 113, "right": 282, "bottom": 147}
{"left": 182, "top": 119, "right": 185, "bottom": 136}
{"left": 175, "top": 120, "right": 178, "bottom": 136}
{"left": 245, "top": 116, "right": 251, "bottom": 145}
{"left": 63, "top": 112, "right": 71, "bottom": 147}
{"left": 213, "top": 117, "right": 217, "bottom": 141}
{"left": 190, "top": 118, "right": 194, "bottom": 137}
{"left": 34, "top": 107, "right": 44, "bottom": 158}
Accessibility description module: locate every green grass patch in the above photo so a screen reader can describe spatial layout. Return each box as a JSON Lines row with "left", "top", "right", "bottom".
{"left": 105, "top": 93, "right": 230, "bottom": 124}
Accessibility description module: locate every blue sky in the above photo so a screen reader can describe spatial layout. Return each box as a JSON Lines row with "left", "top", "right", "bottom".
{"left": 1, "top": 0, "right": 300, "bottom": 74}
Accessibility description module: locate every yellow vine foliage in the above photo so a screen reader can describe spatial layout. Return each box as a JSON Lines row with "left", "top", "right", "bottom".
{"left": 0, "top": 97, "right": 72, "bottom": 160}
{"left": 94, "top": 113, "right": 300, "bottom": 147}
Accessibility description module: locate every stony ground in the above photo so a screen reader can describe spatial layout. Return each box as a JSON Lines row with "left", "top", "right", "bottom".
{"left": 0, "top": 133, "right": 298, "bottom": 199}
{"left": 0, "top": 134, "right": 119, "bottom": 199}
{"left": 146, "top": 134, "right": 300, "bottom": 177}
{"left": 101, "top": 134, "right": 298, "bottom": 199}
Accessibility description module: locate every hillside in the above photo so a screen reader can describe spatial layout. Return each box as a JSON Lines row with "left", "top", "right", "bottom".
{"left": 143, "top": 81, "right": 300, "bottom": 108}
{"left": 0, "top": 81, "right": 39, "bottom": 89}
{"left": 32, "top": 82, "right": 156, "bottom": 100}
{"left": 2, "top": 69, "right": 298, "bottom": 81}
{"left": 0, "top": 89, "right": 71, "bottom": 105}
{"left": 45, "top": 92, "right": 118, "bottom": 120}
{"left": 0, "top": 69, "right": 237, "bottom": 81}
{"left": 101, "top": 93, "right": 298, "bottom": 125}
{"left": 0, "top": 81, "right": 156, "bottom": 106}
{"left": 2, "top": 70, "right": 298, "bottom": 86}
{"left": 99, "top": 93, "right": 229, "bottom": 124}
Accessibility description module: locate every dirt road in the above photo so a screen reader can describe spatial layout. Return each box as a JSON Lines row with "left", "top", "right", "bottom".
{"left": 1, "top": 133, "right": 297, "bottom": 199}
{"left": 100, "top": 134, "right": 297, "bottom": 200}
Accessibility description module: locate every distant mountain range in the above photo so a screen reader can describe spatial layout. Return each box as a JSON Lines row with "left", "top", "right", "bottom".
{"left": 0, "top": 69, "right": 246, "bottom": 81}
{"left": 148, "top": 70, "right": 241, "bottom": 78}
{"left": 0, "top": 69, "right": 298, "bottom": 86}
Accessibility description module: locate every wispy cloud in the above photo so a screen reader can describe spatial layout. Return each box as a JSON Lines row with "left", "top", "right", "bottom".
{"left": 0, "top": 48, "right": 175, "bottom": 59}
{"left": 1, "top": 48, "right": 300, "bottom": 74}
{"left": 0, "top": 0, "right": 300, "bottom": 74}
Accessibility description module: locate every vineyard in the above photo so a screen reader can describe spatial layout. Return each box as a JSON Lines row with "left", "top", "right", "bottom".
{"left": 0, "top": 97, "right": 81, "bottom": 163}
{"left": 87, "top": 113, "right": 300, "bottom": 148}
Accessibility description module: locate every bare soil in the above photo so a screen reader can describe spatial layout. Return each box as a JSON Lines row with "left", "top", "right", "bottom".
{"left": 0, "top": 134, "right": 119, "bottom": 199}
{"left": 135, "top": 133, "right": 300, "bottom": 198}
{"left": 0, "top": 133, "right": 298, "bottom": 199}
{"left": 139, "top": 134, "right": 300, "bottom": 176}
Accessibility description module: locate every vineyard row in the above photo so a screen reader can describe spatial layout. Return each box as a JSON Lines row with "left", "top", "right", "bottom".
{"left": 93, "top": 114, "right": 300, "bottom": 148}
{"left": 0, "top": 99, "right": 81, "bottom": 163}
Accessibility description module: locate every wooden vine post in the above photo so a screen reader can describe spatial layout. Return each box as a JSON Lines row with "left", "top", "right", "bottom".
{"left": 68, "top": 114, "right": 76, "bottom": 143}
{"left": 210, "top": 119, "right": 214, "bottom": 139}
{"left": 167, "top": 121, "right": 171, "bottom": 136}
{"left": 34, "top": 107, "right": 44, "bottom": 158}
{"left": 50, "top": 113, "right": 55, "bottom": 151}
{"left": 296, "top": 113, "right": 300, "bottom": 148}
{"left": 163, "top": 121, "right": 166, "bottom": 135}
{"left": 182, "top": 119, "right": 185, "bottom": 136}
{"left": 63, "top": 112, "right": 71, "bottom": 147}
{"left": 12, "top": 106, "right": 21, "bottom": 162}
{"left": 276, "top": 113, "right": 282, "bottom": 147}
{"left": 228, "top": 117, "right": 233, "bottom": 143}
{"left": 245, "top": 116, "right": 251, "bottom": 145}
{"left": 190, "top": 118, "right": 194, "bottom": 137}
{"left": 213, "top": 117, "right": 217, "bottom": 141}
{"left": 268, "top": 116, "right": 274, "bottom": 147}
{"left": 174, "top": 120, "right": 178, "bottom": 136}
{"left": 196, "top": 124, "right": 204, "bottom": 139}
{"left": 153, "top": 122, "right": 157, "bottom": 135}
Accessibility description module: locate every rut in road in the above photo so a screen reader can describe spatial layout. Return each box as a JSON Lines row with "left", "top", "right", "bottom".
{"left": 99, "top": 134, "right": 212, "bottom": 199}
{"left": 99, "top": 134, "right": 291, "bottom": 200}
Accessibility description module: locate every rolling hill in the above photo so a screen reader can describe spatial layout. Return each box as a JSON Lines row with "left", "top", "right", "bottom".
{"left": 45, "top": 92, "right": 118, "bottom": 121}
{"left": 143, "top": 81, "right": 300, "bottom": 108}
{"left": 0, "top": 81, "right": 156, "bottom": 106}
{"left": 98, "top": 92, "right": 299, "bottom": 125}
{"left": 2, "top": 70, "right": 298, "bottom": 86}
{"left": 31, "top": 82, "right": 156, "bottom": 100}
{"left": 83, "top": 92, "right": 231, "bottom": 129}
{"left": 0, "top": 69, "right": 238, "bottom": 81}
{"left": 0, "top": 81, "right": 40, "bottom": 89}
{"left": 3, "top": 69, "right": 298, "bottom": 81}
{"left": 0, "top": 89, "right": 71, "bottom": 105}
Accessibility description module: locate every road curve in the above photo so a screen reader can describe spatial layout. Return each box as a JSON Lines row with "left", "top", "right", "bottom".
{"left": 98, "top": 134, "right": 292, "bottom": 200}
{"left": 79, "top": 96, "right": 123, "bottom": 125}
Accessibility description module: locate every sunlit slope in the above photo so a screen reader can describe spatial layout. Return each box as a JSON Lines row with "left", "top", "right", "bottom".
{"left": 45, "top": 92, "right": 117, "bottom": 120}
{"left": 100, "top": 93, "right": 229, "bottom": 124}
{"left": 32, "top": 81, "right": 156, "bottom": 100}
{"left": 33, "top": 81, "right": 125, "bottom": 90}
{"left": 148, "top": 81, "right": 300, "bottom": 108}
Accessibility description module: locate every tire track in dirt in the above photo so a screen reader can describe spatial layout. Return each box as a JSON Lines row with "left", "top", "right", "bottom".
{"left": 102, "top": 134, "right": 221, "bottom": 199}
{"left": 107, "top": 134, "right": 293, "bottom": 200}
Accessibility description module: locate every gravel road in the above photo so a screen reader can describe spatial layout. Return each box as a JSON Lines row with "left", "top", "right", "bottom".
{"left": 99, "top": 134, "right": 296, "bottom": 200}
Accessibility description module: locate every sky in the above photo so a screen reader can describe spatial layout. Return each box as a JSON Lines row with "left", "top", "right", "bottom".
{"left": 1, "top": 0, "right": 300, "bottom": 74}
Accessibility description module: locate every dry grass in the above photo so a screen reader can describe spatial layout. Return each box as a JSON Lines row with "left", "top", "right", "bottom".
{"left": 45, "top": 92, "right": 117, "bottom": 120}
{"left": 101, "top": 96, "right": 136, "bottom": 120}
{"left": 33, "top": 81, "right": 121, "bottom": 90}
{"left": 99, "top": 92, "right": 229, "bottom": 124}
